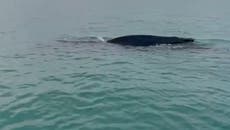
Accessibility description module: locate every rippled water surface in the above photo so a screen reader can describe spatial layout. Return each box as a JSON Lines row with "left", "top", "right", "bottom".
{"left": 1, "top": 0, "right": 230, "bottom": 130}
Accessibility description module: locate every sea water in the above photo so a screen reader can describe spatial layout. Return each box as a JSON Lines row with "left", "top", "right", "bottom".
{"left": 0, "top": 0, "right": 230, "bottom": 130}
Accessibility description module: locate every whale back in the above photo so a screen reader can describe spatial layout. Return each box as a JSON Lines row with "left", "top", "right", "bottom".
{"left": 107, "top": 35, "right": 194, "bottom": 46}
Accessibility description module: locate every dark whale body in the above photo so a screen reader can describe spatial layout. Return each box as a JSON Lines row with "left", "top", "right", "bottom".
{"left": 107, "top": 35, "right": 194, "bottom": 46}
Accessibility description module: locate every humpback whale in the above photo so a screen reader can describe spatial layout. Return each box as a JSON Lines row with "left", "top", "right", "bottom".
{"left": 107, "top": 35, "right": 194, "bottom": 46}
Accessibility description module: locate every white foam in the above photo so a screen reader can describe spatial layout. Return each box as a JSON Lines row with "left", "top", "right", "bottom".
{"left": 97, "top": 36, "right": 105, "bottom": 42}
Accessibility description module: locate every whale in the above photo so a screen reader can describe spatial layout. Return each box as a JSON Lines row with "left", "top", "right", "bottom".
{"left": 107, "top": 35, "right": 194, "bottom": 46}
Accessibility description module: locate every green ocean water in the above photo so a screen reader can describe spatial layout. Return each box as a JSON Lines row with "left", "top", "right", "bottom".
{"left": 1, "top": 0, "right": 230, "bottom": 130}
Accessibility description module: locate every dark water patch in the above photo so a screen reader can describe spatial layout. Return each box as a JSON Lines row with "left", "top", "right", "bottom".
{"left": 73, "top": 56, "right": 91, "bottom": 61}
{"left": 0, "top": 85, "right": 10, "bottom": 89}
{"left": 101, "top": 61, "right": 134, "bottom": 66}
{"left": 0, "top": 54, "right": 27, "bottom": 59}
{"left": 19, "top": 83, "right": 38, "bottom": 89}
{"left": 0, "top": 92, "right": 12, "bottom": 98}
{"left": 0, "top": 69, "right": 17, "bottom": 73}
{"left": 41, "top": 76, "right": 63, "bottom": 82}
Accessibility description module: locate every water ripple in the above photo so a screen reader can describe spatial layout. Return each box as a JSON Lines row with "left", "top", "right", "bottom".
{"left": 1, "top": 36, "right": 230, "bottom": 130}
